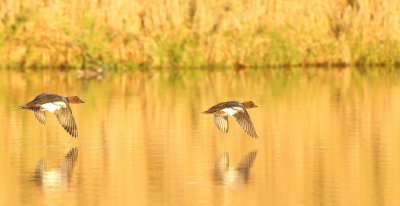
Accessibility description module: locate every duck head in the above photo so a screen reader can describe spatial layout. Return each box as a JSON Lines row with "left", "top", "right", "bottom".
{"left": 242, "top": 101, "right": 258, "bottom": 109}
{"left": 66, "top": 96, "right": 85, "bottom": 104}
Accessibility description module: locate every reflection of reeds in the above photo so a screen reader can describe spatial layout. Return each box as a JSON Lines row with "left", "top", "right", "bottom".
{"left": 0, "top": 0, "right": 400, "bottom": 69}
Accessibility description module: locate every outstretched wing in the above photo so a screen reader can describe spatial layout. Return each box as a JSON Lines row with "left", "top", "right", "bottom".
{"left": 214, "top": 114, "right": 229, "bottom": 133}
{"left": 233, "top": 109, "right": 258, "bottom": 138}
{"left": 54, "top": 105, "right": 78, "bottom": 137}
{"left": 34, "top": 110, "right": 46, "bottom": 124}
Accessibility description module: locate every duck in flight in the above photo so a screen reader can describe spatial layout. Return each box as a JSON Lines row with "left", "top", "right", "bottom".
{"left": 203, "top": 101, "right": 258, "bottom": 138}
{"left": 20, "top": 93, "right": 84, "bottom": 137}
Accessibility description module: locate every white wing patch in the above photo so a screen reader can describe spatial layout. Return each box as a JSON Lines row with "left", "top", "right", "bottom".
{"left": 41, "top": 102, "right": 66, "bottom": 113}
{"left": 222, "top": 107, "right": 244, "bottom": 116}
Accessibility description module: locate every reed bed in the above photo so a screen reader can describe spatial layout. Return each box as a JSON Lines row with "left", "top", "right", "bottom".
{"left": 0, "top": 0, "right": 400, "bottom": 69}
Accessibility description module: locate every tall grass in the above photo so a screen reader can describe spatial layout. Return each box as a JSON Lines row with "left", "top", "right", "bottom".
{"left": 1, "top": 0, "right": 400, "bottom": 69}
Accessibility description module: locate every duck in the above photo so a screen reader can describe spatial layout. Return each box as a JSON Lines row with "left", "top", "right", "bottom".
{"left": 76, "top": 65, "right": 105, "bottom": 80}
{"left": 20, "top": 93, "right": 84, "bottom": 137}
{"left": 203, "top": 101, "right": 258, "bottom": 138}
{"left": 76, "top": 51, "right": 105, "bottom": 80}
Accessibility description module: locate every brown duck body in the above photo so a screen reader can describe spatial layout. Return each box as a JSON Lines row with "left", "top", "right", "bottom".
{"left": 20, "top": 93, "right": 84, "bottom": 137}
{"left": 203, "top": 101, "right": 258, "bottom": 138}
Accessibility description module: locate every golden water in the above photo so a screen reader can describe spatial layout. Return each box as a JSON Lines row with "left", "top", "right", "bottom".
{"left": 1, "top": 68, "right": 400, "bottom": 206}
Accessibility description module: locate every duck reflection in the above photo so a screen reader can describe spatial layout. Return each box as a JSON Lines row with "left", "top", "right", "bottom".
{"left": 34, "top": 147, "right": 78, "bottom": 189}
{"left": 214, "top": 150, "right": 258, "bottom": 185}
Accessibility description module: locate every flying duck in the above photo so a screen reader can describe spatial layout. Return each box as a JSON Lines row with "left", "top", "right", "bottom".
{"left": 203, "top": 101, "right": 258, "bottom": 138}
{"left": 20, "top": 93, "right": 84, "bottom": 137}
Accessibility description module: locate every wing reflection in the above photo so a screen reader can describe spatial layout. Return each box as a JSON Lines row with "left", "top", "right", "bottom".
{"left": 34, "top": 147, "right": 78, "bottom": 189}
{"left": 214, "top": 150, "right": 258, "bottom": 185}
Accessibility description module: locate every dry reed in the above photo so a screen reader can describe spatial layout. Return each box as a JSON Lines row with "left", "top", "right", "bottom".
{"left": 0, "top": 0, "right": 400, "bottom": 69}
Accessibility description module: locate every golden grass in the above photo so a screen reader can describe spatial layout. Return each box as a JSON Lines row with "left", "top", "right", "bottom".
{"left": 1, "top": 0, "right": 400, "bottom": 69}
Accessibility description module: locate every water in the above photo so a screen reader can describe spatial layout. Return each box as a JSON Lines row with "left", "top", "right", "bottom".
{"left": 1, "top": 68, "right": 400, "bottom": 206}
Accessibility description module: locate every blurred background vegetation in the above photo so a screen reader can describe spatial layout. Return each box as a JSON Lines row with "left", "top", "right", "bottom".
{"left": 1, "top": 0, "right": 400, "bottom": 70}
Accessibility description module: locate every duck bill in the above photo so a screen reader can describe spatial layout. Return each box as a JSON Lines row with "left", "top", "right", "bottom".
{"left": 79, "top": 100, "right": 85, "bottom": 103}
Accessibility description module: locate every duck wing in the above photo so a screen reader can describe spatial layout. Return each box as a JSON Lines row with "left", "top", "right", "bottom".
{"left": 29, "top": 93, "right": 59, "bottom": 105}
{"left": 232, "top": 108, "right": 258, "bottom": 138}
{"left": 214, "top": 113, "right": 229, "bottom": 133}
{"left": 54, "top": 105, "right": 78, "bottom": 137}
{"left": 34, "top": 110, "right": 46, "bottom": 124}
{"left": 203, "top": 101, "right": 241, "bottom": 114}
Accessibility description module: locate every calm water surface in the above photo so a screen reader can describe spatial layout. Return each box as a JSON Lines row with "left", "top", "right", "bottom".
{"left": 1, "top": 68, "right": 400, "bottom": 206}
